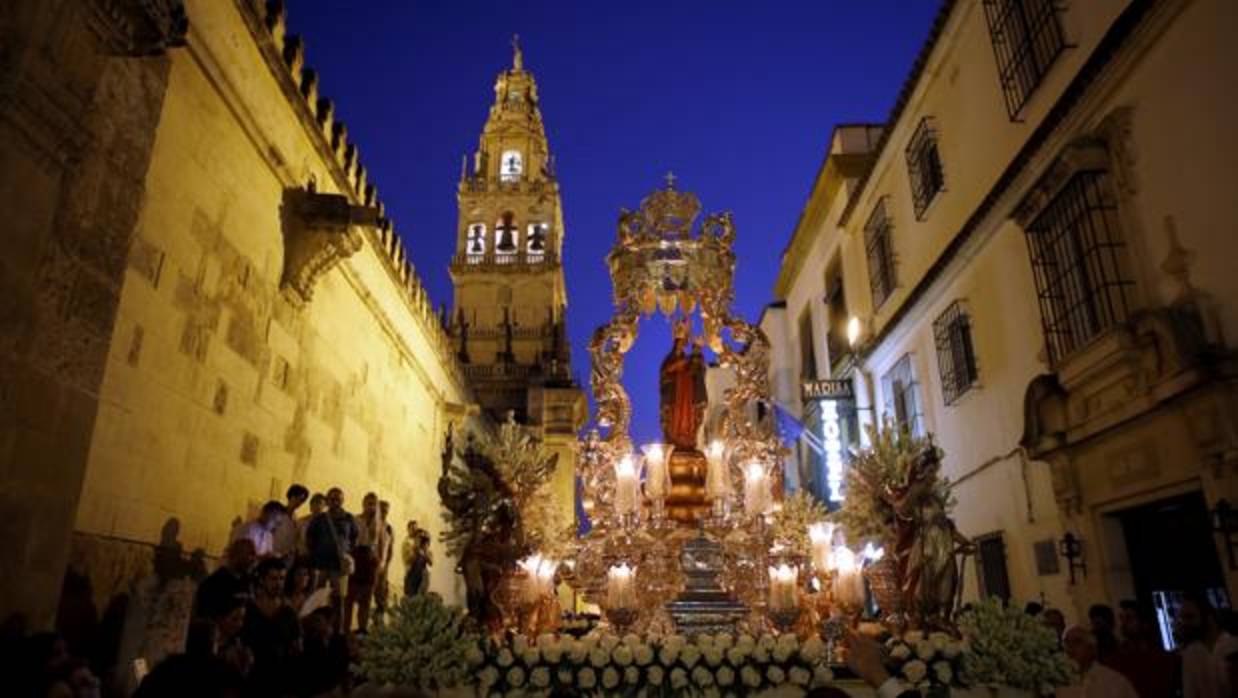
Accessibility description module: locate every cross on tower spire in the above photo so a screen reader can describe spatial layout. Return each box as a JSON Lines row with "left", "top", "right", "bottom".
{"left": 664, "top": 171, "right": 677, "bottom": 189}
{"left": 512, "top": 34, "right": 523, "bottom": 71}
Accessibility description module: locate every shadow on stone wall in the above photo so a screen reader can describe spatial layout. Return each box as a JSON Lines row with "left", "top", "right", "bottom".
{"left": 57, "top": 519, "right": 210, "bottom": 692}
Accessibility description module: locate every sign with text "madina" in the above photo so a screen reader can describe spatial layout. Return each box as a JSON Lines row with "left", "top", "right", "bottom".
{"left": 801, "top": 378, "right": 853, "bottom": 401}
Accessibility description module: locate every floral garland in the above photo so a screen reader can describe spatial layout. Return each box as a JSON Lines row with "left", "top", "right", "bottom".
{"left": 356, "top": 593, "right": 482, "bottom": 691}
{"left": 473, "top": 632, "right": 835, "bottom": 697}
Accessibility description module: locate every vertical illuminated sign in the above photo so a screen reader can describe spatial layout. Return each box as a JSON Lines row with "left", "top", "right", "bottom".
{"left": 821, "top": 399, "right": 844, "bottom": 501}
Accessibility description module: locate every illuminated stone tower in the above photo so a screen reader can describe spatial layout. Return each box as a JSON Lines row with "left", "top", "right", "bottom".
{"left": 449, "top": 39, "right": 586, "bottom": 502}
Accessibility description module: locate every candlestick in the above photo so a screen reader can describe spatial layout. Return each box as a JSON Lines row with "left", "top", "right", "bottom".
{"left": 614, "top": 454, "right": 640, "bottom": 518}
{"left": 768, "top": 563, "right": 798, "bottom": 611}
{"left": 607, "top": 563, "right": 636, "bottom": 610}
{"left": 704, "top": 440, "right": 731, "bottom": 500}
{"left": 808, "top": 522, "right": 836, "bottom": 574}
{"left": 518, "top": 554, "right": 555, "bottom": 603}
{"left": 641, "top": 442, "right": 672, "bottom": 500}
{"left": 831, "top": 546, "right": 865, "bottom": 608}
{"left": 743, "top": 462, "right": 770, "bottom": 517}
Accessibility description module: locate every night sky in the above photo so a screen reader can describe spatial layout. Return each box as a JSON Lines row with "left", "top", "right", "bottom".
{"left": 291, "top": 2, "right": 941, "bottom": 444}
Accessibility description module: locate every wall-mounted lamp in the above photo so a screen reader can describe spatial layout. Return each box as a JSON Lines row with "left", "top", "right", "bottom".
{"left": 1059, "top": 532, "right": 1086, "bottom": 585}
{"left": 1211, "top": 498, "right": 1238, "bottom": 570}
{"left": 846, "top": 316, "right": 863, "bottom": 348}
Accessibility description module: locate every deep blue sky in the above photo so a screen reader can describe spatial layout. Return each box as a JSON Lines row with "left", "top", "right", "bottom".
{"left": 291, "top": 2, "right": 941, "bottom": 444}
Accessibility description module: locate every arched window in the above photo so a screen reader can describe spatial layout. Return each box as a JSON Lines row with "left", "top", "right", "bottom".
{"left": 527, "top": 223, "right": 548, "bottom": 253}
{"left": 500, "top": 150, "right": 523, "bottom": 182}
{"left": 466, "top": 223, "right": 486, "bottom": 258}
{"left": 495, "top": 212, "right": 518, "bottom": 253}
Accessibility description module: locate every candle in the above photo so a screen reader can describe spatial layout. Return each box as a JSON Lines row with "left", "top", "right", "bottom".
{"left": 607, "top": 563, "right": 636, "bottom": 610}
{"left": 831, "top": 546, "right": 865, "bottom": 608}
{"left": 642, "top": 443, "right": 672, "bottom": 499}
{"left": 808, "top": 522, "right": 836, "bottom": 574}
{"left": 614, "top": 454, "right": 640, "bottom": 517}
{"left": 704, "top": 440, "right": 731, "bottom": 500}
{"left": 519, "top": 554, "right": 554, "bottom": 603}
{"left": 768, "top": 563, "right": 798, "bottom": 611}
{"left": 743, "top": 462, "right": 770, "bottom": 517}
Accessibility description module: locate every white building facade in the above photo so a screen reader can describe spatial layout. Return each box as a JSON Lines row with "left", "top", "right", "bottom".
{"left": 767, "top": 0, "right": 1238, "bottom": 626}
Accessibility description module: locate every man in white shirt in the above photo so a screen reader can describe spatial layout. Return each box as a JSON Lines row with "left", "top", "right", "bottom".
{"left": 231, "top": 500, "right": 285, "bottom": 558}
{"left": 1057, "top": 625, "right": 1138, "bottom": 698}
{"left": 270, "top": 483, "right": 309, "bottom": 563}
{"left": 1177, "top": 594, "right": 1238, "bottom": 698}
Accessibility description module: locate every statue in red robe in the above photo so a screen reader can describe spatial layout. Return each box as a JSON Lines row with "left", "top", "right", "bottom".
{"left": 659, "top": 319, "right": 707, "bottom": 450}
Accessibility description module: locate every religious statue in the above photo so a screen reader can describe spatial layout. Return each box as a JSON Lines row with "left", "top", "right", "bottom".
{"left": 659, "top": 318, "right": 707, "bottom": 450}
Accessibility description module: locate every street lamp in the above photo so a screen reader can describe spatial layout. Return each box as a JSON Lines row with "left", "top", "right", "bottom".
{"left": 1058, "top": 532, "right": 1086, "bottom": 585}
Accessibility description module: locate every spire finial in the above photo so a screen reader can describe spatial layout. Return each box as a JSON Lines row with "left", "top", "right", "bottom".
{"left": 512, "top": 34, "right": 523, "bottom": 71}
{"left": 664, "top": 171, "right": 677, "bottom": 189}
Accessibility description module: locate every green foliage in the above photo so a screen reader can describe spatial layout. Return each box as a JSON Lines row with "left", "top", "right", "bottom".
{"left": 355, "top": 593, "right": 482, "bottom": 690}
{"left": 956, "top": 598, "right": 1076, "bottom": 694}
{"left": 834, "top": 421, "right": 954, "bottom": 547}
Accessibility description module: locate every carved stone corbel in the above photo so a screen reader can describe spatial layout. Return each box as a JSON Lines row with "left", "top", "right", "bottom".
{"left": 1014, "top": 139, "right": 1112, "bottom": 228}
{"left": 279, "top": 187, "right": 380, "bottom": 307}
{"left": 1096, "top": 106, "right": 1138, "bottom": 196}
{"left": 87, "top": 0, "right": 189, "bottom": 56}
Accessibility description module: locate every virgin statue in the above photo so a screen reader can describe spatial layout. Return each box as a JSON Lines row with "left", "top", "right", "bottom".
{"left": 659, "top": 319, "right": 707, "bottom": 450}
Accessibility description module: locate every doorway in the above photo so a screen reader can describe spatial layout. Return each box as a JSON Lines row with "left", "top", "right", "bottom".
{"left": 1110, "top": 490, "right": 1229, "bottom": 649}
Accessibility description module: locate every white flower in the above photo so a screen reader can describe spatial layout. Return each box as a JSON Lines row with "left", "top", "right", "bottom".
{"left": 665, "top": 634, "right": 687, "bottom": 651}
{"left": 697, "top": 633, "right": 716, "bottom": 649}
{"left": 577, "top": 667, "right": 596, "bottom": 689}
{"left": 612, "top": 645, "right": 633, "bottom": 667}
{"left": 703, "top": 647, "right": 724, "bottom": 667}
{"left": 556, "top": 668, "right": 573, "bottom": 685}
{"left": 647, "top": 665, "right": 665, "bottom": 685}
{"left": 600, "top": 634, "right": 621, "bottom": 652}
{"left": 478, "top": 666, "right": 500, "bottom": 687}
{"left": 766, "top": 666, "right": 786, "bottom": 685}
{"left": 634, "top": 644, "right": 654, "bottom": 666}
{"left": 505, "top": 666, "right": 526, "bottom": 688}
{"left": 716, "top": 666, "right": 735, "bottom": 687}
{"left": 588, "top": 647, "right": 610, "bottom": 668}
{"left": 789, "top": 666, "right": 811, "bottom": 686}
{"left": 889, "top": 643, "right": 912, "bottom": 660}
{"left": 624, "top": 666, "right": 640, "bottom": 684}
{"left": 904, "top": 630, "right": 925, "bottom": 645}
{"left": 776, "top": 633, "right": 799, "bottom": 652}
{"left": 659, "top": 644, "right": 680, "bottom": 665}
{"left": 942, "top": 640, "right": 964, "bottom": 659}
{"left": 520, "top": 647, "right": 540, "bottom": 665}
{"left": 740, "top": 665, "right": 762, "bottom": 688}
{"left": 466, "top": 646, "right": 485, "bottom": 666}
{"left": 530, "top": 667, "right": 550, "bottom": 689}
{"left": 726, "top": 646, "right": 748, "bottom": 665}
{"left": 903, "top": 659, "right": 928, "bottom": 684}
{"left": 496, "top": 648, "right": 514, "bottom": 667}
{"left": 932, "top": 660, "right": 953, "bottom": 684}
{"left": 715, "top": 633, "right": 734, "bottom": 650}
{"left": 758, "top": 635, "right": 777, "bottom": 652}
{"left": 680, "top": 644, "right": 702, "bottom": 668}
{"left": 914, "top": 640, "right": 936, "bottom": 661}
{"left": 542, "top": 639, "right": 563, "bottom": 664}
{"left": 692, "top": 666, "right": 715, "bottom": 686}
{"left": 772, "top": 644, "right": 793, "bottom": 663}
{"left": 670, "top": 667, "right": 689, "bottom": 689}
{"left": 752, "top": 644, "right": 770, "bottom": 663}
{"left": 929, "top": 632, "right": 952, "bottom": 649}
{"left": 811, "top": 664, "right": 835, "bottom": 688}
{"left": 622, "top": 633, "right": 641, "bottom": 647}
{"left": 601, "top": 667, "right": 619, "bottom": 689}
{"left": 799, "top": 636, "right": 826, "bottom": 664}
{"left": 567, "top": 639, "right": 587, "bottom": 664}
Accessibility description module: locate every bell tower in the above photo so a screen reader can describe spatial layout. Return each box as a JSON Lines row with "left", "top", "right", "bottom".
{"left": 449, "top": 38, "right": 585, "bottom": 489}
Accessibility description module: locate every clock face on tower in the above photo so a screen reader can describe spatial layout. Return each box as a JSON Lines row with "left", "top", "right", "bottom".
{"left": 500, "top": 150, "right": 523, "bottom": 182}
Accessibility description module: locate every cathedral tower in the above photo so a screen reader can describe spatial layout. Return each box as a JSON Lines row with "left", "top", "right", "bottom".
{"left": 449, "top": 39, "right": 585, "bottom": 495}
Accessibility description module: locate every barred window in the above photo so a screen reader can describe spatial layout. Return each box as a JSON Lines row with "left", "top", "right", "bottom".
{"left": 982, "top": 0, "right": 1067, "bottom": 118}
{"left": 933, "top": 301, "right": 979, "bottom": 405}
{"left": 906, "top": 117, "right": 944, "bottom": 220}
{"left": 1024, "top": 170, "right": 1132, "bottom": 364}
{"left": 882, "top": 354, "right": 923, "bottom": 437}
{"left": 798, "top": 309, "right": 817, "bottom": 380}
{"left": 975, "top": 533, "right": 1012, "bottom": 601}
{"left": 865, "top": 198, "right": 896, "bottom": 309}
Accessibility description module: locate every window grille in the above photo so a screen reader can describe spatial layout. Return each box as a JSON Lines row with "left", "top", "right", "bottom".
{"left": 933, "top": 301, "right": 979, "bottom": 405}
{"left": 982, "top": 0, "right": 1067, "bottom": 118}
{"left": 906, "top": 117, "right": 944, "bottom": 220}
{"left": 865, "top": 198, "right": 896, "bottom": 309}
{"left": 1023, "top": 170, "right": 1132, "bottom": 364}
{"left": 882, "top": 354, "right": 922, "bottom": 437}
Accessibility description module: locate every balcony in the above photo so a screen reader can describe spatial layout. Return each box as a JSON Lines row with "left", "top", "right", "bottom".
{"left": 450, "top": 250, "right": 559, "bottom": 273}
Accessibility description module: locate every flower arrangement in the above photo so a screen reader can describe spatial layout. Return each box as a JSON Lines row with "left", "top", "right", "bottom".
{"left": 882, "top": 629, "right": 968, "bottom": 696}
{"left": 354, "top": 593, "right": 482, "bottom": 691}
{"left": 769, "top": 490, "right": 830, "bottom": 559}
{"left": 473, "top": 631, "right": 835, "bottom": 697}
{"left": 835, "top": 422, "right": 954, "bottom": 548}
{"left": 954, "top": 598, "right": 1076, "bottom": 694}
